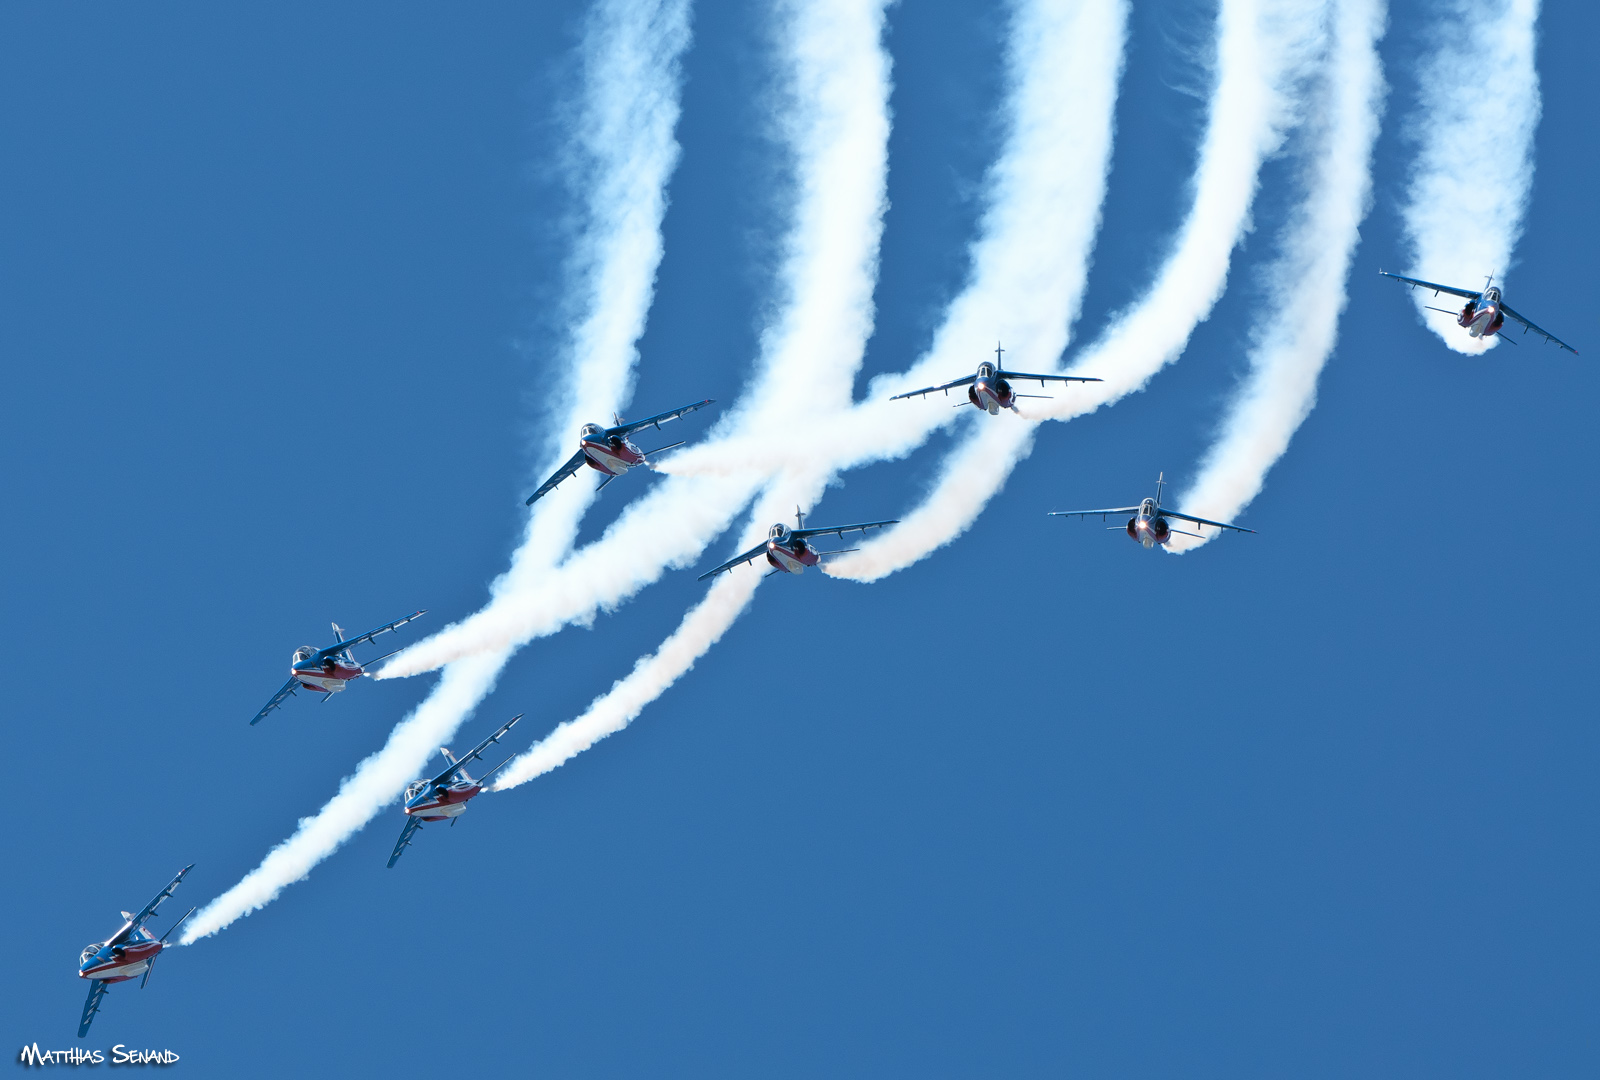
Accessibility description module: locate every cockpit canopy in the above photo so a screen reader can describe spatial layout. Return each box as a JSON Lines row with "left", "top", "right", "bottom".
{"left": 1484, "top": 287, "right": 1501, "bottom": 302}
{"left": 404, "top": 780, "right": 428, "bottom": 800}
{"left": 581, "top": 423, "right": 604, "bottom": 437}
{"left": 1140, "top": 498, "right": 1157, "bottom": 515}
{"left": 767, "top": 523, "right": 789, "bottom": 541}
{"left": 293, "top": 646, "right": 316, "bottom": 663}
{"left": 80, "top": 944, "right": 101, "bottom": 964}
{"left": 977, "top": 362, "right": 994, "bottom": 378}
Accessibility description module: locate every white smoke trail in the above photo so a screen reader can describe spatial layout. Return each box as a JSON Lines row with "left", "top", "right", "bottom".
{"left": 1398, "top": 0, "right": 1540, "bottom": 354}
{"left": 418, "top": 0, "right": 900, "bottom": 791}
{"left": 491, "top": 469, "right": 830, "bottom": 791}
{"left": 454, "top": 0, "right": 1126, "bottom": 793}
{"left": 1167, "top": 0, "right": 1386, "bottom": 550}
{"left": 824, "top": 0, "right": 1318, "bottom": 581}
{"left": 475, "top": 0, "right": 1131, "bottom": 792}
{"left": 379, "top": 0, "right": 895, "bottom": 678}
{"left": 659, "top": 0, "right": 1129, "bottom": 491}
{"left": 186, "top": 0, "right": 895, "bottom": 939}
{"left": 182, "top": 0, "right": 693, "bottom": 941}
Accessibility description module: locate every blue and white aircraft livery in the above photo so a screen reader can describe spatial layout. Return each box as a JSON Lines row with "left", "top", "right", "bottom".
{"left": 697, "top": 508, "right": 900, "bottom": 580}
{"left": 525, "top": 398, "right": 716, "bottom": 505}
{"left": 251, "top": 610, "right": 427, "bottom": 725}
{"left": 1050, "top": 474, "right": 1255, "bottom": 549}
{"left": 76, "top": 865, "right": 196, "bottom": 1038}
{"left": 387, "top": 715, "right": 524, "bottom": 868}
{"left": 1380, "top": 271, "right": 1579, "bottom": 354}
{"left": 890, "top": 345, "right": 1103, "bottom": 415}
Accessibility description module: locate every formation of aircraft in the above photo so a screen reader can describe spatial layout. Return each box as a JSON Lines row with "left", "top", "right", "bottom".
{"left": 1380, "top": 271, "right": 1578, "bottom": 354}
{"left": 890, "top": 344, "right": 1102, "bottom": 415}
{"left": 526, "top": 398, "right": 717, "bottom": 504}
{"left": 698, "top": 508, "right": 899, "bottom": 579}
{"left": 251, "top": 610, "right": 427, "bottom": 725}
{"left": 92, "top": 254, "right": 1580, "bottom": 1031}
{"left": 388, "top": 715, "right": 524, "bottom": 868}
{"left": 1049, "top": 473, "right": 1254, "bottom": 549}
{"left": 77, "top": 866, "right": 196, "bottom": 1038}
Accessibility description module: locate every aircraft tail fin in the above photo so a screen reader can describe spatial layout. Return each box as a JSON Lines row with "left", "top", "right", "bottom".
{"left": 1155, "top": 471, "right": 1166, "bottom": 508}
{"left": 440, "top": 748, "right": 459, "bottom": 766}
{"left": 331, "top": 623, "right": 345, "bottom": 644}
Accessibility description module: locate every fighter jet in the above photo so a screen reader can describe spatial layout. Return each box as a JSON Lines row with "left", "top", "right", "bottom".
{"left": 1049, "top": 474, "right": 1254, "bottom": 549}
{"left": 525, "top": 398, "right": 717, "bottom": 505}
{"left": 1380, "top": 271, "right": 1578, "bottom": 354}
{"left": 697, "top": 508, "right": 898, "bottom": 580}
{"left": 76, "top": 865, "right": 196, "bottom": 1038}
{"left": 251, "top": 610, "right": 427, "bottom": 726}
{"left": 387, "top": 715, "right": 522, "bottom": 868}
{"left": 890, "top": 344, "right": 1102, "bottom": 415}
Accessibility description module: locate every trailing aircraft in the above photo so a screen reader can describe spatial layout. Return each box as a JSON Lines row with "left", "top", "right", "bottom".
{"left": 525, "top": 399, "right": 717, "bottom": 505}
{"left": 890, "top": 344, "right": 1102, "bottom": 415}
{"left": 1380, "top": 271, "right": 1577, "bottom": 354}
{"left": 387, "top": 715, "right": 522, "bottom": 868}
{"left": 77, "top": 865, "right": 196, "bottom": 1038}
{"left": 1049, "top": 473, "right": 1254, "bottom": 549}
{"left": 697, "top": 508, "right": 898, "bottom": 580}
{"left": 251, "top": 610, "right": 427, "bottom": 725}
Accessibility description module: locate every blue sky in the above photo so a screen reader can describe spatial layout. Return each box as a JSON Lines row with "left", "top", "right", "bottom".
{"left": 2, "top": 1, "right": 1595, "bottom": 1075}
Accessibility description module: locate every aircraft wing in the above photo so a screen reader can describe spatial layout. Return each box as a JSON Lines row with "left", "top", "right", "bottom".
{"left": 1163, "top": 509, "right": 1255, "bottom": 533}
{"left": 697, "top": 540, "right": 772, "bottom": 581}
{"left": 427, "top": 714, "right": 523, "bottom": 787}
{"left": 889, "top": 375, "right": 978, "bottom": 400}
{"left": 386, "top": 817, "right": 423, "bottom": 869}
{"left": 316, "top": 610, "right": 427, "bottom": 663}
{"left": 1498, "top": 302, "right": 1578, "bottom": 354}
{"left": 109, "top": 865, "right": 194, "bottom": 946}
{"left": 525, "top": 449, "right": 590, "bottom": 506}
{"left": 1047, "top": 506, "right": 1142, "bottom": 520}
{"left": 1378, "top": 271, "right": 1480, "bottom": 300}
{"left": 792, "top": 519, "right": 899, "bottom": 542}
{"left": 997, "top": 369, "right": 1104, "bottom": 385}
{"left": 610, "top": 398, "right": 717, "bottom": 439}
{"left": 250, "top": 677, "right": 301, "bottom": 726}
{"left": 78, "top": 979, "right": 110, "bottom": 1038}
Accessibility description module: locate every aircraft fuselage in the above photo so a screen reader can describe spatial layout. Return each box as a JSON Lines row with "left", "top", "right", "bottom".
{"left": 403, "top": 780, "right": 485, "bottom": 822}
{"left": 1456, "top": 288, "right": 1506, "bottom": 340}
{"left": 290, "top": 650, "right": 363, "bottom": 694}
{"left": 1125, "top": 499, "right": 1171, "bottom": 549}
{"left": 79, "top": 932, "right": 164, "bottom": 984}
{"left": 764, "top": 535, "right": 820, "bottom": 575}
{"left": 580, "top": 432, "right": 646, "bottom": 477}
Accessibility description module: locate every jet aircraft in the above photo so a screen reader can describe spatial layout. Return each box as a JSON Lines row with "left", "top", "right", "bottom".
{"left": 1380, "top": 271, "right": 1578, "bottom": 354}
{"left": 525, "top": 398, "right": 717, "bottom": 505}
{"left": 1049, "top": 474, "right": 1254, "bottom": 549}
{"left": 387, "top": 715, "right": 522, "bottom": 868}
{"left": 890, "top": 344, "right": 1102, "bottom": 415}
{"left": 77, "top": 865, "right": 196, "bottom": 1038}
{"left": 251, "top": 610, "right": 427, "bottom": 726}
{"left": 697, "top": 508, "right": 898, "bottom": 580}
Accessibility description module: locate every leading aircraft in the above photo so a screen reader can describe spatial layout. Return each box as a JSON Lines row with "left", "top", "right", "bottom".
{"left": 387, "top": 715, "right": 522, "bottom": 868}
{"left": 890, "top": 344, "right": 1102, "bottom": 415}
{"left": 697, "top": 508, "right": 898, "bottom": 580}
{"left": 1379, "top": 271, "right": 1578, "bottom": 354}
{"left": 77, "top": 865, "right": 196, "bottom": 1038}
{"left": 525, "top": 398, "right": 717, "bottom": 505}
{"left": 1049, "top": 473, "right": 1255, "bottom": 549}
{"left": 251, "top": 610, "right": 427, "bottom": 726}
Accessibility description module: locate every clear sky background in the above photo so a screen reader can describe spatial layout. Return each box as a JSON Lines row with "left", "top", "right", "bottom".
{"left": 1, "top": 1, "right": 1595, "bottom": 1075}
